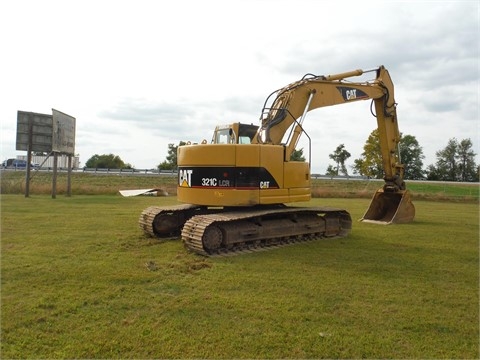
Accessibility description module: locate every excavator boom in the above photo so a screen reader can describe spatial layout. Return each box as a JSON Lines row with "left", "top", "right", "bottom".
{"left": 254, "top": 65, "right": 415, "bottom": 224}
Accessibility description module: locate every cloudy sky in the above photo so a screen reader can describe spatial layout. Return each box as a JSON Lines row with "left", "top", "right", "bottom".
{"left": 1, "top": 0, "right": 478, "bottom": 173}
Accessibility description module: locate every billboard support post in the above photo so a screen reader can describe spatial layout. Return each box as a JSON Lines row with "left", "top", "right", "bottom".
{"left": 25, "top": 113, "right": 33, "bottom": 198}
{"left": 52, "top": 152, "right": 58, "bottom": 199}
{"left": 67, "top": 155, "right": 72, "bottom": 197}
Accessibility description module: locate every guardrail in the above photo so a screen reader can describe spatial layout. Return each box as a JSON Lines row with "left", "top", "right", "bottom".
{"left": 1, "top": 167, "right": 371, "bottom": 179}
{"left": 81, "top": 168, "right": 177, "bottom": 175}
{"left": 80, "top": 168, "right": 370, "bottom": 179}
{"left": 1, "top": 167, "right": 176, "bottom": 174}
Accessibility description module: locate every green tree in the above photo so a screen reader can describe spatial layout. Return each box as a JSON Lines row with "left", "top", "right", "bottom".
{"left": 352, "top": 129, "right": 383, "bottom": 178}
{"left": 432, "top": 138, "right": 458, "bottom": 181}
{"left": 456, "top": 138, "right": 478, "bottom": 182}
{"left": 328, "top": 144, "right": 351, "bottom": 176}
{"left": 427, "top": 138, "right": 478, "bottom": 181}
{"left": 325, "top": 165, "right": 337, "bottom": 178}
{"left": 290, "top": 148, "right": 306, "bottom": 161}
{"left": 158, "top": 141, "right": 186, "bottom": 170}
{"left": 399, "top": 134, "right": 425, "bottom": 180}
{"left": 425, "top": 164, "right": 441, "bottom": 181}
{"left": 353, "top": 130, "right": 424, "bottom": 180}
{"left": 85, "top": 154, "right": 131, "bottom": 169}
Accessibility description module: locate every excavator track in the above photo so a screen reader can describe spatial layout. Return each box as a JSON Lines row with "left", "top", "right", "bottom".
{"left": 181, "top": 206, "right": 352, "bottom": 257}
{"left": 139, "top": 204, "right": 204, "bottom": 238}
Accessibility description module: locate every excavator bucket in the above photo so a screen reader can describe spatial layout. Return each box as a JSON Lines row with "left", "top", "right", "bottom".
{"left": 361, "top": 189, "right": 415, "bottom": 224}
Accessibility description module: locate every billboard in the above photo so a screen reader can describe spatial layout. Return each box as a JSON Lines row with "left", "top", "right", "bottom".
{"left": 16, "top": 111, "right": 53, "bottom": 152}
{"left": 16, "top": 109, "right": 76, "bottom": 155}
{"left": 52, "top": 109, "right": 76, "bottom": 155}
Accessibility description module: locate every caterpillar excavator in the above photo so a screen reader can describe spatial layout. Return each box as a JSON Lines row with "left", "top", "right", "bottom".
{"left": 139, "top": 65, "right": 415, "bottom": 256}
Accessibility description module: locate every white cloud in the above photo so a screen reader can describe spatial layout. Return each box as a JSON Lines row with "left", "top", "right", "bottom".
{"left": 1, "top": 0, "right": 478, "bottom": 174}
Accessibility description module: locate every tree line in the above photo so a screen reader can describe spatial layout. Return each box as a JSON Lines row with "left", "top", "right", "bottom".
{"left": 84, "top": 154, "right": 133, "bottom": 169}
{"left": 325, "top": 130, "right": 478, "bottom": 182}
{"left": 84, "top": 131, "right": 478, "bottom": 182}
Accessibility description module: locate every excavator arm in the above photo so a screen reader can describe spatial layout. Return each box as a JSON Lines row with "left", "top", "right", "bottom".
{"left": 254, "top": 66, "right": 404, "bottom": 192}
{"left": 254, "top": 65, "right": 415, "bottom": 223}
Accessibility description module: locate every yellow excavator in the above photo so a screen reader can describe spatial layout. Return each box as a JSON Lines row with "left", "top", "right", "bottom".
{"left": 139, "top": 65, "right": 415, "bottom": 256}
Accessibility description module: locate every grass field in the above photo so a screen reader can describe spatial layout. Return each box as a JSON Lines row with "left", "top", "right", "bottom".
{"left": 1, "top": 170, "right": 479, "bottom": 201}
{"left": 1, "top": 192, "right": 478, "bottom": 358}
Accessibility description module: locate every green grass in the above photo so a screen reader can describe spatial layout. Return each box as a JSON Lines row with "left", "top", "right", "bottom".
{"left": 407, "top": 180, "right": 480, "bottom": 199}
{"left": 310, "top": 177, "right": 479, "bottom": 201}
{"left": 1, "top": 194, "right": 478, "bottom": 359}
{"left": 1, "top": 170, "right": 479, "bottom": 201}
{"left": 0, "top": 171, "right": 178, "bottom": 196}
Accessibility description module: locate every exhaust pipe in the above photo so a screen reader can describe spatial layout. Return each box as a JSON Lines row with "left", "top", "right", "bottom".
{"left": 361, "top": 189, "right": 415, "bottom": 224}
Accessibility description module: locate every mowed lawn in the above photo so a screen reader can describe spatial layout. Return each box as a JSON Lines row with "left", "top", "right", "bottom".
{"left": 1, "top": 195, "right": 478, "bottom": 359}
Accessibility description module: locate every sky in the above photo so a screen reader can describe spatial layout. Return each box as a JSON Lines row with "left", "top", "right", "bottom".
{"left": 1, "top": 0, "right": 479, "bottom": 174}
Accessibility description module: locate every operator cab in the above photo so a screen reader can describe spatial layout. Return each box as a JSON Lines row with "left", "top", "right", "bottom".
{"left": 212, "top": 123, "right": 259, "bottom": 144}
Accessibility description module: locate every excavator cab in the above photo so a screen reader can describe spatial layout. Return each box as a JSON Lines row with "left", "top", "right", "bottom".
{"left": 212, "top": 123, "right": 259, "bottom": 144}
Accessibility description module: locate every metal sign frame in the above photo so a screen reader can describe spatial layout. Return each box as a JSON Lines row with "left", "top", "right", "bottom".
{"left": 15, "top": 109, "right": 76, "bottom": 198}
{"left": 16, "top": 111, "right": 53, "bottom": 152}
{"left": 52, "top": 109, "right": 76, "bottom": 155}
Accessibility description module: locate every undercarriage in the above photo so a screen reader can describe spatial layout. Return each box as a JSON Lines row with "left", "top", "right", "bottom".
{"left": 139, "top": 205, "right": 352, "bottom": 256}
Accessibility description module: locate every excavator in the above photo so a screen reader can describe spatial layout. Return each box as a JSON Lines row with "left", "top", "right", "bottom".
{"left": 139, "top": 65, "right": 415, "bottom": 256}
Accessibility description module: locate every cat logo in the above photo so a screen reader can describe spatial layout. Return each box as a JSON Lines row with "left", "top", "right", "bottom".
{"left": 345, "top": 89, "right": 357, "bottom": 100}
{"left": 260, "top": 181, "right": 270, "bottom": 189}
{"left": 179, "top": 169, "right": 193, "bottom": 187}
{"left": 336, "top": 86, "right": 369, "bottom": 101}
